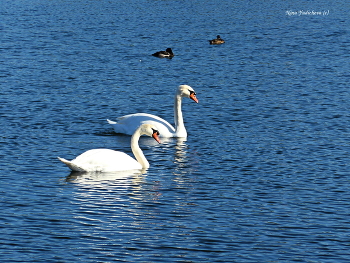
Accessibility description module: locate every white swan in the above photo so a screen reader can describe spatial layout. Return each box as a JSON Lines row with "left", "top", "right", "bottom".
{"left": 107, "top": 85, "right": 198, "bottom": 138}
{"left": 58, "top": 124, "right": 161, "bottom": 172}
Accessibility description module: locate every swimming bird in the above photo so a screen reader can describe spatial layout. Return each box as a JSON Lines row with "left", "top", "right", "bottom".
{"left": 152, "top": 48, "right": 174, "bottom": 58}
{"left": 107, "top": 85, "right": 198, "bottom": 138}
{"left": 58, "top": 124, "right": 161, "bottom": 172}
{"left": 209, "top": 35, "right": 225, "bottom": 45}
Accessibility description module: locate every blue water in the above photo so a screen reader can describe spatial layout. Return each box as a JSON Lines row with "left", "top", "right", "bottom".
{"left": 1, "top": 0, "right": 350, "bottom": 262}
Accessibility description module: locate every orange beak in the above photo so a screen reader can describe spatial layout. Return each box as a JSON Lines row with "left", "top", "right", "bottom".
{"left": 190, "top": 93, "right": 199, "bottom": 103}
{"left": 152, "top": 132, "right": 161, "bottom": 144}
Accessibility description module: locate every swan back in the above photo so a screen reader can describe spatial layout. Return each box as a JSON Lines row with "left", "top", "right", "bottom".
{"left": 58, "top": 124, "right": 161, "bottom": 172}
{"left": 108, "top": 114, "right": 175, "bottom": 137}
{"left": 59, "top": 149, "right": 142, "bottom": 172}
{"left": 108, "top": 85, "right": 198, "bottom": 138}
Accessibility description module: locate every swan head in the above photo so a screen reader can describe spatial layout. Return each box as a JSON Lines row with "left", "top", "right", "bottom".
{"left": 139, "top": 124, "right": 161, "bottom": 144}
{"left": 177, "top": 85, "right": 199, "bottom": 103}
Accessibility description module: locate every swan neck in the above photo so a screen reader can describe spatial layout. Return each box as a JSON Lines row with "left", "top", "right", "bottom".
{"left": 174, "top": 95, "right": 186, "bottom": 135}
{"left": 131, "top": 129, "right": 149, "bottom": 169}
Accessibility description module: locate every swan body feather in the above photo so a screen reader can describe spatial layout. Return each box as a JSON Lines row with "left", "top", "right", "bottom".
{"left": 58, "top": 124, "right": 160, "bottom": 172}
{"left": 58, "top": 149, "right": 142, "bottom": 172}
{"left": 107, "top": 114, "right": 175, "bottom": 137}
{"left": 108, "top": 85, "right": 198, "bottom": 138}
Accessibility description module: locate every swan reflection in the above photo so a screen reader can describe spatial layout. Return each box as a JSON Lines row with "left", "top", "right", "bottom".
{"left": 160, "top": 137, "right": 198, "bottom": 178}
{"left": 174, "top": 137, "right": 188, "bottom": 165}
{"left": 64, "top": 137, "right": 196, "bottom": 203}
{"left": 65, "top": 169, "right": 145, "bottom": 185}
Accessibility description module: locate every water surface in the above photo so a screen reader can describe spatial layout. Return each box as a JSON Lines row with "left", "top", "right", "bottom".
{"left": 1, "top": 0, "right": 350, "bottom": 262}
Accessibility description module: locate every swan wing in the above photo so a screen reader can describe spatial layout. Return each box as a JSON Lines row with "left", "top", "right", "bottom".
{"left": 60, "top": 149, "right": 142, "bottom": 172}
{"left": 108, "top": 113, "right": 176, "bottom": 137}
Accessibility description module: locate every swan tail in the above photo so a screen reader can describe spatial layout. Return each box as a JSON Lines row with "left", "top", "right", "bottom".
{"left": 58, "top": 157, "right": 86, "bottom": 172}
{"left": 107, "top": 119, "right": 117, "bottom": 125}
{"left": 107, "top": 118, "right": 131, "bottom": 134}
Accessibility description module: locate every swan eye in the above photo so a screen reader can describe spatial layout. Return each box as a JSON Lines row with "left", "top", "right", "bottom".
{"left": 190, "top": 90, "right": 196, "bottom": 95}
{"left": 152, "top": 128, "right": 160, "bottom": 135}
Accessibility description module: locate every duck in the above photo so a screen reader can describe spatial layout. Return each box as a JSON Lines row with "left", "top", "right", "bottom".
{"left": 107, "top": 85, "right": 198, "bottom": 138}
{"left": 58, "top": 124, "right": 161, "bottom": 172}
{"left": 209, "top": 35, "right": 225, "bottom": 45}
{"left": 152, "top": 48, "right": 174, "bottom": 58}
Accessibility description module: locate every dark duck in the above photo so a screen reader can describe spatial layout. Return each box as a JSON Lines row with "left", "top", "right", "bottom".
{"left": 152, "top": 48, "right": 174, "bottom": 58}
{"left": 209, "top": 35, "right": 225, "bottom": 45}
